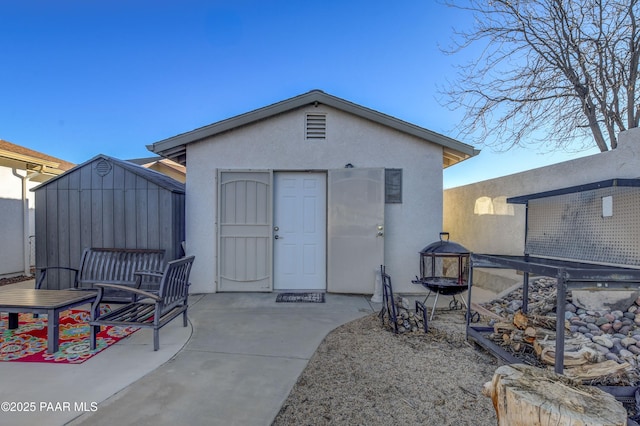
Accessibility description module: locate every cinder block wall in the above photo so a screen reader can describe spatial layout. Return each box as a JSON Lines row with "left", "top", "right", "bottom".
{"left": 443, "top": 128, "right": 640, "bottom": 292}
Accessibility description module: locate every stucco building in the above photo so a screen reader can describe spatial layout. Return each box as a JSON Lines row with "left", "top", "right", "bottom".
{"left": 148, "top": 90, "right": 478, "bottom": 294}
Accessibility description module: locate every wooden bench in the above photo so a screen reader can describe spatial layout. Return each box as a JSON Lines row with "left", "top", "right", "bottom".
{"left": 36, "top": 248, "right": 166, "bottom": 303}
{"left": 89, "top": 256, "right": 195, "bottom": 351}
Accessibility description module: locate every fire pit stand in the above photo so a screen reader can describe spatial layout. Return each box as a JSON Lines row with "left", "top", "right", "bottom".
{"left": 412, "top": 232, "right": 471, "bottom": 320}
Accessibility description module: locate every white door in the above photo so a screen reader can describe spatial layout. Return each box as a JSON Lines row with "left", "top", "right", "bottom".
{"left": 218, "top": 170, "right": 273, "bottom": 292}
{"left": 327, "top": 168, "right": 385, "bottom": 293}
{"left": 273, "top": 172, "right": 327, "bottom": 290}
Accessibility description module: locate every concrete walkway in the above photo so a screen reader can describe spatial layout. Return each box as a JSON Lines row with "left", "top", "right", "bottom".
{"left": 0, "top": 281, "right": 497, "bottom": 426}
{"left": 69, "top": 292, "right": 378, "bottom": 426}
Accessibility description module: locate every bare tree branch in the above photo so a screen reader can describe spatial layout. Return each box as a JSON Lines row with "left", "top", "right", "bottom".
{"left": 440, "top": 0, "right": 640, "bottom": 152}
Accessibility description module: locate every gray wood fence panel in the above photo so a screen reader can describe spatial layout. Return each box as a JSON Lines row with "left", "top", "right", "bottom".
{"left": 136, "top": 174, "right": 148, "bottom": 247}
{"left": 102, "top": 189, "right": 115, "bottom": 248}
{"left": 174, "top": 193, "right": 186, "bottom": 258}
{"left": 124, "top": 169, "right": 137, "bottom": 248}
{"left": 68, "top": 181, "right": 82, "bottom": 277}
{"left": 35, "top": 189, "right": 46, "bottom": 270}
{"left": 113, "top": 167, "right": 126, "bottom": 248}
{"left": 57, "top": 176, "right": 71, "bottom": 289}
{"left": 147, "top": 187, "right": 160, "bottom": 249}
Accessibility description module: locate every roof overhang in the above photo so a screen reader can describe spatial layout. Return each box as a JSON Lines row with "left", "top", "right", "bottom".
{"left": 147, "top": 90, "right": 479, "bottom": 168}
{"left": 0, "top": 149, "right": 68, "bottom": 182}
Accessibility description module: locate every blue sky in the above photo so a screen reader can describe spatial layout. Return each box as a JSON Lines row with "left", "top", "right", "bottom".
{"left": 1, "top": 1, "right": 600, "bottom": 187}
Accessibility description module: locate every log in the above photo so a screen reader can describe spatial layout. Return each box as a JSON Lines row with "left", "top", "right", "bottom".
{"left": 538, "top": 346, "right": 600, "bottom": 367}
{"left": 513, "top": 311, "right": 529, "bottom": 329}
{"left": 533, "top": 334, "right": 600, "bottom": 367}
{"left": 564, "top": 360, "right": 633, "bottom": 382}
{"left": 494, "top": 322, "right": 516, "bottom": 334}
{"left": 482, "top": 364, "right": 627, "bottom": 426}
{"left": 471, "top": 302, "right": 503, "bottom": 321}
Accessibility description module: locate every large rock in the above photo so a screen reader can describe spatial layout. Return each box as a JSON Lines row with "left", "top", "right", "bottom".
{"left": 572, "top": 290, "right": 640, "bottom": 312}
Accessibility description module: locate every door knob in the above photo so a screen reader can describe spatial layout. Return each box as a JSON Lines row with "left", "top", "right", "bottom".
{"left": 275, "top": 235, "right": 281, "bottom": 239}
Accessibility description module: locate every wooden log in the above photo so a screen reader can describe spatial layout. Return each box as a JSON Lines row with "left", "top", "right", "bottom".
{"left": 564, "top": 360, "right": 633, "bottom": 382}
{"left": 538, "top": 346, "right": 600, "bottom": 367}
{"left": 494, "top": 322, "right": 516, "bottom": 334}
{"left": 533, "top": 334, "right": 600, "bottom": 366}
{"left": 513, "top": 311, "right": 529, "bottom": 329}
{"left": 471, "top": 302, "right": 503, "bottom": 321}
{"left": 482, "top": 364, "right": 627, "bottom": 426}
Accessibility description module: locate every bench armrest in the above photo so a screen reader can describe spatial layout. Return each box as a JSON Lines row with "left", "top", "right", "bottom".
{"left": 94, "top": 283, "right": 162, "bottom": 302}
{"left": 134, "top": 270, "right": 163, "bottom": 279}
{"left": 35, "top": 266, "right": 79, "bottom": 289}
{"left": 133, "top": 270, "right": 164, "bottom": 289}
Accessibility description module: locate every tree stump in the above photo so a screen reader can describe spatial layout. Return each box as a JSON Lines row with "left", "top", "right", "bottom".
{"left": 482, "top": 364, "right": 627, "bottom": 426}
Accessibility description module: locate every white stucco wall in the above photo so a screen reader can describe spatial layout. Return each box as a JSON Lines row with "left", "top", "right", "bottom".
{"left": 443, "top": 128, "right": 640, "bottom": 290}
{"left": 185, "top": 104, "right": 445, "bottom": 294}
{"left": 0, "top": 166, "right": 37, "bottom": 276}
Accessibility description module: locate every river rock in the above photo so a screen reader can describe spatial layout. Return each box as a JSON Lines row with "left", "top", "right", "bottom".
{"left": 605, "top": 352, "right": 621, "bottom": 362}
{"left": 592, "top": 335, "right": 614, "bottom": 348}
{"left": 600, "top": 323, "right": 613, "bottom": 333}
{"left": 620, "top": 349, "right": 634, "bottom": 359}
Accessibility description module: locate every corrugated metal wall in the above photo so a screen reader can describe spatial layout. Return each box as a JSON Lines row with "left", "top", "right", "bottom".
{"left": 34, "top": 156, "right": 185, "bottom": 290}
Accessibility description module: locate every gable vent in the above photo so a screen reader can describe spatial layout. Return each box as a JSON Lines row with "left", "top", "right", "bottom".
{"left": 95, "top": 159, "right": 112, "bottom": 176}
{"left": 306, "top": 113, "right": 326, "bottom": 140}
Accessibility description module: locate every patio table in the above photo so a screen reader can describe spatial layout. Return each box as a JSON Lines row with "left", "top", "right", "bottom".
{"left": 0, "top": 288, "right": 97, "bottom": 353}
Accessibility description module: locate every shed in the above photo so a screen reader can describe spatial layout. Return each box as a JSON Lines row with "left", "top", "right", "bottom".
{"left": 148, "top": 90, "right": 478, "bottom": 295}
{"left": 32, "top": 154, "right": 185, "bottom": 290}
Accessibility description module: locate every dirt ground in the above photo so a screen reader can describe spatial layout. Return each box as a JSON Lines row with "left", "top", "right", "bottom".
{"left": 272, "top": 309, "right": 502, "bottom": 426}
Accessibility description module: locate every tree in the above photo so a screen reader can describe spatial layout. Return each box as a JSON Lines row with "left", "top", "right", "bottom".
{"left": 441, "top": 0, "right": 640, "bottom": 152}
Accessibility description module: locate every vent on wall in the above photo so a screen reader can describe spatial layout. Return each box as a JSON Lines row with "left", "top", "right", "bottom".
{"left": 306, "top": 113, "right": 326, "bottom": 140}
{"left": 95, "top": 159, "right": 112, "bottom": 176}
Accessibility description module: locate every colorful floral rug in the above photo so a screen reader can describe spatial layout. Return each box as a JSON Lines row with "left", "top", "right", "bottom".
{"left": 0, "top": 307, "right": 139, "bottom": 364}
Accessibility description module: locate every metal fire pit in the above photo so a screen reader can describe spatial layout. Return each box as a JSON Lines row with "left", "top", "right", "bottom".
{"left": 412, "top": 232, "right": 471, "bottom": 320}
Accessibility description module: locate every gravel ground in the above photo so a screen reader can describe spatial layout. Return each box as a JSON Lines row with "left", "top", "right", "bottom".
{"left": 0, "top": 275, "right": 32, "bottom": 287}
{"left": 272, "top": 309, "right": 502, "bottom": 426}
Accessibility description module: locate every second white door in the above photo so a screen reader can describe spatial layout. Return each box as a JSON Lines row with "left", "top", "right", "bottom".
{"left": 273, "top": 172, "right": 327, "bottom": 290}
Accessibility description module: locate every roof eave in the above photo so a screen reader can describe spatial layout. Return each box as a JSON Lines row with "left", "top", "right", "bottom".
{"left": 147, "top": 90, "right": 479, "bottom": 167}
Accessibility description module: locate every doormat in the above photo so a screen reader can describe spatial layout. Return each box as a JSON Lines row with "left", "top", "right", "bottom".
{"left": 0, "top": 307, "right": 138, "bottom": 364}
{"left": 276, "top": 292, "right": 325, "bottom": 303}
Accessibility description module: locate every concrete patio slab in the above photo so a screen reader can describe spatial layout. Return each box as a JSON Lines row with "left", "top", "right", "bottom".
{"left": 0, "top": 280, "right": 498, "bottom": 426}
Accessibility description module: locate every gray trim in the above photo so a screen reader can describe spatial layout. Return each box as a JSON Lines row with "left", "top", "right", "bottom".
{"left": 147, "top": 90, "right": 479, "bottom": 165}
{"left": 507, "top": 178, "right": 640, "bottom": 204}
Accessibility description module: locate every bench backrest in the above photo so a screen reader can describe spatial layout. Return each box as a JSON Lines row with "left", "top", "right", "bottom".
{"left": 78, "top": 248, "right": 166, "bottom": 287}
{"left": 158, "top": 256, "right": 195, "bottom": 312}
